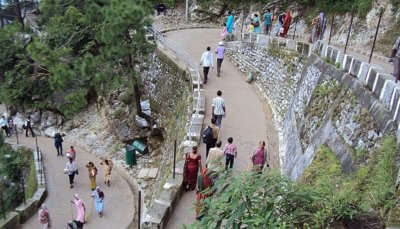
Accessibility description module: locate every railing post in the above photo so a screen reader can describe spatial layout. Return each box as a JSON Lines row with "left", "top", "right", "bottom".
{"left": 328, "top": 15, "right": 334, "bottom": 45}
{"left": 344, "top": 9, "right": 354, "bottom": 54}
{"left": 369, "top": 8, "right": 384, "bottom": 63}
{"left": 138, "top": 190, "right": 141, "bottom": 229}
{"left": 173, "top": 140, "right": 177, "bottom": 179}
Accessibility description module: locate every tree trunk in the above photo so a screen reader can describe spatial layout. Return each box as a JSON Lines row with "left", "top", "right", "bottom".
{"left": 13, "top": 0, "right": 25, "bottom": 30}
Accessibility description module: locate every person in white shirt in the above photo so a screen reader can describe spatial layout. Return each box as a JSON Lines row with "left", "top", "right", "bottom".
{"left": 200, "top": 46, "right": 214, "bottom": 84}
{"left": 65, "top": 156, "right": 78, "bottom": 188}
{"left": 212, "top": 90, "right": 225, "bottom": 127}
{"left": 0, "top": 116, "right": 10, "bottom": 137}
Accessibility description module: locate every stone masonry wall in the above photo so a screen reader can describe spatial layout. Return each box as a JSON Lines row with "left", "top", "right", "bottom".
{"left": 226, "top": 34, "right": 399, "bottom": 181}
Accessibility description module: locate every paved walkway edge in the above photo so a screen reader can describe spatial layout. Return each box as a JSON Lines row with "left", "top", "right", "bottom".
{"left": 0, "top": 143, "right": 48, "bottom": 229}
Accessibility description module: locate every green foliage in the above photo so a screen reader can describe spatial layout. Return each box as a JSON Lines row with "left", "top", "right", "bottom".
{"left": 192, "top": 136, "right": 398, "bottom": 228}
{"left": 0, "top": 0, "right": 155, "bottom": 118}
{"left": 0, "top": 136, "right": 35, "bottom": 216}
{"left": 25, "top": 159, "right": 38, "bottom": 199}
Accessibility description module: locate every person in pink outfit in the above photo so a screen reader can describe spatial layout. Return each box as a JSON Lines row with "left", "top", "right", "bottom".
{"left": 71, "top": 194, "right": 86, "bottom": 228}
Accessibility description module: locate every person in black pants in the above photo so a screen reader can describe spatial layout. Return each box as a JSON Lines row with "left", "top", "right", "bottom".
{"left": 54, "top": 133, "right": 64, "bottom": 156}
{"left": 224, "top": 137, "right": 237, "bottom": 170}
{"left": 25, "top": 116, "right": 35, "bottom": 137}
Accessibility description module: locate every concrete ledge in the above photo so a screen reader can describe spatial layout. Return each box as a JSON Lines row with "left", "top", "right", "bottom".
{"left": 0, "top": 211, "right": 20, "bottom": 229}
{"left": 358, "top": 62, "right": 370, "bottom": 84}
{"left": 349, "top": 58, "right": 362, "bottom": 77}
{"left": 373, "top": 73, "right": 392, "bottom": 98}
{"left": 15, "top": 199, "right": 37, "bottom": 224}
{"left": 366, "top": 68, "right": 379, "bottom": 91}
{"left": 343, "top": 55, "right": 353, "bottom": 72}
{"left": 380, "top": 80, "right": 397, "bottom": 109}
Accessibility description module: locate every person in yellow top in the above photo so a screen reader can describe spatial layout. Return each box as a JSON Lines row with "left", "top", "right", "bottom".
{"left": 86, "top": 161, "right": 98, "bottom": 191}
{"left": 100, "top": 157, "right": 113, "bottom": 187}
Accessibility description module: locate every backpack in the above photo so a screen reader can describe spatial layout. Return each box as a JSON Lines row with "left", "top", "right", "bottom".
{"left": 202, "top": 126, "right": 213, "bottom": 144}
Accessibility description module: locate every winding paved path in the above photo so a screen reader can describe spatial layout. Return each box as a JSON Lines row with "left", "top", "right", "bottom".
{"left": 6, "top": 136, "right": 134, "bottom": 229}
{"left": 165, "top": 28, "right": 279, "bottom": 228}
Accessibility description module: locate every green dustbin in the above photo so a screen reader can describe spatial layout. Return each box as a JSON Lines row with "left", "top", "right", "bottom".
{"left": 125, "top": 144, "right": 137, "bottom": 167}
{"left": 132, "top": 140, "right": 148, "bottom": 155}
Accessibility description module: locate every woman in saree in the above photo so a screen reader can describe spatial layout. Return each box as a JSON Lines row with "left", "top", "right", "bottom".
{"left": 280, "top": 10, "right": 292, "bottom": 37}
{"left": 195, "top": 168, "right": 215, "bottom": 219}
{"left": 183, "top": 146, "right": 202, "bottom": 191}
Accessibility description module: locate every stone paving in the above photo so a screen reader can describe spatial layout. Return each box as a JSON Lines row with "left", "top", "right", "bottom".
{"left": 5, "top": 136, "right": 135, "bottom": 229}
{"left": 164, "top": 28, "right": 279, "bottom": 229}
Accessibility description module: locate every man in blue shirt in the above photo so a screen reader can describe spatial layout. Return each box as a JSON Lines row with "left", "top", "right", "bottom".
{"left": 263, "top": 9, "right": 273, "bottom": 35}
{"left": 226, "top": 11, "right": 234, "bottom": 41}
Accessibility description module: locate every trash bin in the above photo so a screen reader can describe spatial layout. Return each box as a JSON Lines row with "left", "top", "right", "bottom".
{"left": 132, "top": 140, "right": 148, "bottom": 155}
{"left": 125, "top": 144, "right": 137, "bottom": 167}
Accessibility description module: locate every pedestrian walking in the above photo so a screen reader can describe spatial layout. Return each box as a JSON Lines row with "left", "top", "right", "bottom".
{"left": 100, "top": 157, "right": 113, "bottom": 187}
{"left": 391, "top": 36, "right": 400, "bottom": 83}
{"left": 280, "top": 10, "right": 292, "bottom": 37}
{"left": 7, "top": 117, "right": 13, "bottom": 136}
{"left": 200, "top": 47, "right": 214, "bottom": 84}
{"left": 206, "top": 141, "right": 224, "bottom": 172}
{"left": 24, "top": 116, "right": 35, "bottom": 137}
{"left": 91, "top": 186, "right": 105, "bottom": 217}
{"left": 0, "top": 115, "right": 10, "bottom": 137}
{"left": 224, "top": 137, "right": 237, "bottom": 170}
{"left": 67, "top": 146, "right": 77, "bottom": 161}
{"left": 226, "top": 11, "right": 234, "bottom": 41}
{"left": 86, "top": 161, "right": 98, "bottom": 191}
{"left": 54, "top": 132, "right": 63, "bottom": 156}
{"left": 309, "top": 14, "right": 321, "bottom": 43}
{"left": 212, "top": 90, "right": 225, "bottom": 127}
{"left": 275, "top": 12, "right": 285, "bottom": 36}
{"left": 71, "top": 194, "right": 86, "bottom": 229}
{"left": 221, "top": 23, "right": 227, "bottom": 40}
{"left": 215, "top": 41, "right": 225, "bottom": 77}
{"left": 202, "top": 118, "right": 219, "bottom": 158}
{"left": 252, "top": 14, "right": 261, "bottom": 34}
{"left": 251, "top": 141, "right": 267, "bottom": 173}
{"left": 64, "top": 156, "right": 78, "bottom": 188}
{"left": 183, "top": 146, "right": 202, "bottom": 191}
{"left": 38, "top": 204, "right": 51, "bottom": 229}
{"left": 263, "top": 9, "right": 273, "bottom": 35}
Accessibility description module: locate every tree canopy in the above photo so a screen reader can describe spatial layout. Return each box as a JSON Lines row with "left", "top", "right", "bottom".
{"left": 0, "top": 0, "right": 155, "bottom": 119}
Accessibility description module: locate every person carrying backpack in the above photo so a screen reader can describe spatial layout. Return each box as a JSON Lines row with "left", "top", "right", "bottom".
{"left": 202, "top": 118, "right": 219, "bottom": 158}
{"left": 54, "top": 133, "right": 63, "bottom": 156}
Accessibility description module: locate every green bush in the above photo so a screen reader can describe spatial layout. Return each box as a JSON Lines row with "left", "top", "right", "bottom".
{"left": 0, "top": 135, "right": 36, "bottom": 216}
{"left": 190, "top": 136, "right": 398, "bottom": 228}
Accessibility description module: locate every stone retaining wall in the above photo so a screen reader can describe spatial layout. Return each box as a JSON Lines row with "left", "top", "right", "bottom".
{"left": 0, "top": 150, "right": 47, "bottom": 229}
{"left": 225, "top": 33, "right": 399, "bottom": 180}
